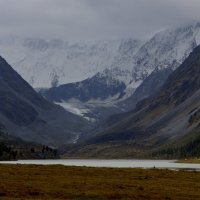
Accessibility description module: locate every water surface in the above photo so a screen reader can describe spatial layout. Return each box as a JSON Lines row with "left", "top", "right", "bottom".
{"left": 0, "top": 159, "right": 200, "bottom": 170}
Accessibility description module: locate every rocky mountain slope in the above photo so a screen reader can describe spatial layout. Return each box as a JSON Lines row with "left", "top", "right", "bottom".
{"left": 119, "top": 67, "right": 173, "bottom": 111}
{"left": 40, "top": 72, "right": 126, "bottom": 102}
{"left": 67, "top": 45, "right": 200, "bottom": 157}
{"left": 0, "top": 56, "right": 90, "bottom": 146}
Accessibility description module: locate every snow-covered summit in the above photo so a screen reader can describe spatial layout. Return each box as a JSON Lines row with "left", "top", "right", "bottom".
{"left": 0, "top": 36, "right": 142, "bottom": 88}
{"left": 131, "top": 23, "right": 200, "bottom": 82}
{"left": 87, "top": 23, "right": 200, "bottom": 99}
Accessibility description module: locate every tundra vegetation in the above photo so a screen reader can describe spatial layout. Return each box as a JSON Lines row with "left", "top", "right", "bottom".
{"left": 0, "top": 165, "right": 200, "bottom": 199}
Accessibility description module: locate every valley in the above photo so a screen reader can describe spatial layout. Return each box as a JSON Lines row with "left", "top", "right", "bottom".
{"left": 1, "top": 23, "right": 200, "bottom": 160}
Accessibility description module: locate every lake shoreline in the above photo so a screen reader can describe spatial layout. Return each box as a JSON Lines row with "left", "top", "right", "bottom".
{"left": 0, "top": 159, "right": 200, "bottom": 171}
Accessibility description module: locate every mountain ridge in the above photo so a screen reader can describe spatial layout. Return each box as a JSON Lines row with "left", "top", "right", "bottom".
{"left": 0, "top": 56, "right": 91, "bottom": 146}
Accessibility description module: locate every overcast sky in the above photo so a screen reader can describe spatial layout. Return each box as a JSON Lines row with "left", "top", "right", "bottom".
{"left": 0, "top": 0, "right": 200, "bottom": 41}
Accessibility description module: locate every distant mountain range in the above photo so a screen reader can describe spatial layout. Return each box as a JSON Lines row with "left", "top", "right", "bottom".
{"left": 0, "top": 56, "right": 90, "bottom": 146}
{"left": 36, "top": 22, "right": 200, "bottom": 121}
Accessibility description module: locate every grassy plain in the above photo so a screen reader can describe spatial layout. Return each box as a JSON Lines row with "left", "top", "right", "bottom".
{"left": 0, "top": 164, "right": 200, "bottom": 199}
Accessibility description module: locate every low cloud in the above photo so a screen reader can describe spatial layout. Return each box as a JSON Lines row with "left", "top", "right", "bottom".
{"left": 0, "top": 0, "right": 200, "bottom": 40}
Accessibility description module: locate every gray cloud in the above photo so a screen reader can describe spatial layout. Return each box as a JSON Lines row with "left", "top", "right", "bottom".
{"left": 0, "top": 0, "right": 200, "bottom": 41}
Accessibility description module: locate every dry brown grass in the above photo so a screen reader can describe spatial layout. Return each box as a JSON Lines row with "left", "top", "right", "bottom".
{"left": 0, "top": 164, "right": 200, "bottom": 199}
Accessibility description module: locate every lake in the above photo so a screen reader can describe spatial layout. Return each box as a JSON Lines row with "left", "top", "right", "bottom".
{"left": 0, "top": 159, "right": 200, "bottom": 170}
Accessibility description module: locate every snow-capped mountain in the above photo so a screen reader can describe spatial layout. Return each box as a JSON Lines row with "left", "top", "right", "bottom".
{"left": 103, "top": 23, "right": 200, "bottom": 93}
{"left": 1, "top": 23, "right": 200, "bottom": 92}
{"left": 102, "top": 22, "right": 200, "bottom": 106}
{"left": 1, "top": 23, "right": 200, "bottom": 120}
{"left": 0, "top": 36, "right": 142, "bottom": 88}
{"left": 42, "top": 23, "right": 200, "bottom": 96}
{"left": 131, "top": 23, "right": 200, "bottom": 81}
